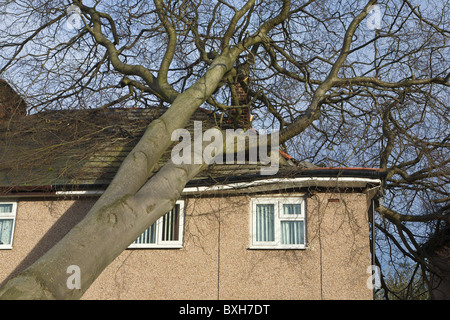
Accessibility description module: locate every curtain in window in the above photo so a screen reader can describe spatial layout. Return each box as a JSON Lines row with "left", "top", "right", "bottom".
{"left": 0, "top": 219, "right": 13, "bottom": 245}
{"left": 134, "top": 223, "right": 156, "bottom": 244}
{"left": 256, "top": 204, "right": 274, "bottom": 241}
{"left": 161, "top": 205, "right": 179, "bottom": 241}
{"left": 281, "top": 221, "right": 304, "bottom": 245}
{"left": 283, "top": 204, "right": 301, "bottom": 215}
{"left": 0, "top": 204, "right": 12, "bottom": 213}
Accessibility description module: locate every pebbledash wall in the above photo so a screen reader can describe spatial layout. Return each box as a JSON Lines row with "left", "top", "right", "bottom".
{"left": 0, "top": 192, "right": 374, "bottom": 300}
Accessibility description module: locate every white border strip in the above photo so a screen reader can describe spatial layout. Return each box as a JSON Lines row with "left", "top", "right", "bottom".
{"left": 55, "top": 190, "right": 104, "bottom": 196}
{"left": 54, "top": 177, "right": 381, "bottom": 196}
{"left": 182, "top": 177, "right": 382, "bottom": 193}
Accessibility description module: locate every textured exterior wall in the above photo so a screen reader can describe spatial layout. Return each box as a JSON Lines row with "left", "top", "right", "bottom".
{"left": 0, "top": 192, "right": 373, "bottom": 300}
{"left": 0, "top": 199, "right": 94, "bottom": 287}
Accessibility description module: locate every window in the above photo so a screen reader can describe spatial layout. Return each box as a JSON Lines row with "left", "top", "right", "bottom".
{"left": 251, "top": 197, "right": 306, "bottom": 249}
{"left": 0, "top": 202, "right": 17, "bottom": 249}
{"left": 129, "top": 201, "right": 184, "bottom": 249}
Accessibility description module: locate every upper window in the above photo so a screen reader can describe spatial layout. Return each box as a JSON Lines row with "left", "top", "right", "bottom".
{"left": 129, "top": 201, "right": 184, "bottom": 249}
{"left": 0, "top": 202, "right": 17, "bottom": 249}
{"left": 250, "top": 197, "right": 306, "bottom": 249}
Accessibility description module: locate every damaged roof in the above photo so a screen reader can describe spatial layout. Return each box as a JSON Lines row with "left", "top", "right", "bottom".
{"left": 0, "top": 107, "right": 385, "bottom": 195}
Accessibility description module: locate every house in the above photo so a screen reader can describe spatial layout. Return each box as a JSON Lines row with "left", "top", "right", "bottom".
{"left": 0, "top": 107, "right": 386, "bottom": 299}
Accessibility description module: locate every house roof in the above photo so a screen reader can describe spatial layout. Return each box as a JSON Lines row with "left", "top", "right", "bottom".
{"left": 0, "top": 107, "right": 386, "bottom": 196}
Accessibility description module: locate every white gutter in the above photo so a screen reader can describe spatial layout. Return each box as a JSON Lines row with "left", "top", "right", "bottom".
{"left": 55, "top": 190, "right": 104, "bottom": 196}
{"left": 53, "top": 177, "right": 381, "bottom": 196}
{"left": 182, "top": 177, "right": 382, "bottom": 193}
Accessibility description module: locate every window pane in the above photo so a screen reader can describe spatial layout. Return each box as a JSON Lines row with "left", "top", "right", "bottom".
{"left": 161, "top": 205, "right": 179, "bottom": 241}
{"left": 256, "top": 204, "right": 274, "bottom": 242}
{"left": 281, "top": 221, "right": 304, "bottom": 245}
{"left": 0, "top": 219, "right": 13, "bottom": 245}
{"left": 134, "top": 223, "right": 156, "bottom": 244}
{"left": 0, "top": 204, "right": 12, "bottom": 213}
{"left": 283, "top": 204, "right": 301, "bottom": 215}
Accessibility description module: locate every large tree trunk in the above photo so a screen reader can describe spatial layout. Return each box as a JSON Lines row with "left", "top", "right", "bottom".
{"left": 0, "top": 52, "right": 238, "bottom": 300}
{"left": 0, "top": 0, "right": 379, "bottom": 299}
{"left": 0, "top": 0, "right": 295, "bottom": 297}
{"left": 0, "top": 158, "right": 207, "bottom": 299}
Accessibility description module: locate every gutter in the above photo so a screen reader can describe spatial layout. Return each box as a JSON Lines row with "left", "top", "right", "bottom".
{"left": 182, "top": 176, "right": 383, "bottom": 194}
{"left": 185, "top": 167, "right": 387, "bottom": 187}
{"left": 0, "top": 167, "right": 386, "bottom": 197}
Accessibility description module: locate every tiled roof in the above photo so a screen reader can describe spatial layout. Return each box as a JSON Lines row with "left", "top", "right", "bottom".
{"left": 0, "top": 107, "right": 213, "bottom": 188}
{"left": 0, "top": 107, "right": 385, "bottom": 194}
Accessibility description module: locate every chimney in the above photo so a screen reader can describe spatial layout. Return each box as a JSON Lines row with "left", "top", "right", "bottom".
{"left": 0, "top": 79, "right": 27, "bottom": 121}
{"left": 232, "top": 77, "right": 251, "bottom": 127}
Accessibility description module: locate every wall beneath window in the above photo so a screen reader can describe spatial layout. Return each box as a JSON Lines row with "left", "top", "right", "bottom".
{"left": 0, "top": 191, "right": 373, "bottom": 300}
{"left": 0, "top": 199, "right": 95, "bottom": 289}
{"left": 83, "top": 192, "right": 373, "bottom": 300}
{"left": 84, "top": 197, "right": 222, "bottom": 299}
{"left": 209, "top": 193, "right": 373, "bottom": 300}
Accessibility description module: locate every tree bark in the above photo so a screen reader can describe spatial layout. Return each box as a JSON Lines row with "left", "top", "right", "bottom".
{"left": 0, "top": 51, "right": 238, "bottom": 300}
{"left": 0, "top": 148, "right": 208, "bottom": 299}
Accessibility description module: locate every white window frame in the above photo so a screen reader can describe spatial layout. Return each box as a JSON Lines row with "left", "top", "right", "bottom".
{"left": 128, "top": 200, "right": 184, "bottom": 249}
{"left": 0, "top": 201, "right": 17, "bottom": 250}
{"left": 250, "top": 196, "right": 306, "bottom": 249}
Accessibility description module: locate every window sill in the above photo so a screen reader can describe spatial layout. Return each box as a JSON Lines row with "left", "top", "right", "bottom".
{"left": 247, "top": 245, "right": 307, "bottom": 250}
{"left": 127, "top": 244, "right": 183, "bottom": 249}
